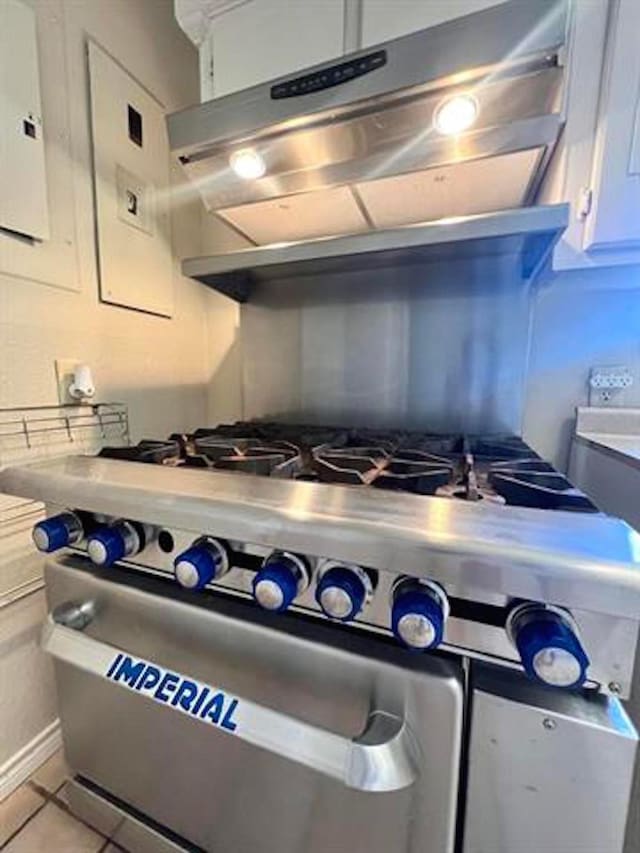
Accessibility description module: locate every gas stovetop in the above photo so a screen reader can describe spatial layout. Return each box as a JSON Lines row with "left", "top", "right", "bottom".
{"left": 98, "top": 422, "right": 598, "bottom": 513}
{"left": 2, "top": 417, "right": 638, "bottom": 700}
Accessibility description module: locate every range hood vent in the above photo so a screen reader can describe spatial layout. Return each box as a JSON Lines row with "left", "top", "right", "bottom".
{"left": 167, "top": 0, "right": 569, "bottom": 299}
{"left": 182, "top": 203, "right": 569, "bottom": 303}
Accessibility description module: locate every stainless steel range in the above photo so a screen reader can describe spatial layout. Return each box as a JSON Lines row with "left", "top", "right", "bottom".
{"left": 1, "top": 421, "right": 639, "bottom": 853}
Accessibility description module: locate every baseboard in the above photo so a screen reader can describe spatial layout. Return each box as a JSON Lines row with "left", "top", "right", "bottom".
{"left": 0, "top": 719, "right": 62, "bottom": 801}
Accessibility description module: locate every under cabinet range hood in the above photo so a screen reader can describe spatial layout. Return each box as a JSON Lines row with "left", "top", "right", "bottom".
{"left": 183, "top": 204, "right": 569, "bottom": 302}
{"left": 168, "top": 0, "right": 570, "bottom": 298}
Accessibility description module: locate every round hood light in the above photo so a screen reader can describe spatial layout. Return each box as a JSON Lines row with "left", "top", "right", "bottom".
{"left": 434, "top": 94, "right": 478, "bottom": 136}
{"left": 229, "top": 148, "right": 266, "bottom": 179}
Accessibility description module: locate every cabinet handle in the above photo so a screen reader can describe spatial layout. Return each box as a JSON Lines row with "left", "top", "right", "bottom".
{"left": 44, "top": 603, "right": 419, "bottom": 792}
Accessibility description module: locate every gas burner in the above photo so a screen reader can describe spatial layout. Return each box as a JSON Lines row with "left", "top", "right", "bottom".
{"left": 215, "top": 452, "right": 294, "bottom": 477}
{"left": 193, "top": 436, "right": 256, "bottom": 460}
{"left": 99, "top": 440, "right": 180, "bottom": 465}
{"left": 314, "top": 447, "right": 390, "bottom": 486}
{"left": 395, "top": 449, "right": 455, "bottom": 465}
{"left": 195, "top": 437, "right": 302, "bottom": 477}
{"left": 345, "top": 430, "right": 402, "bottom": 455}
{"left": 489, "top": 458, "right": 556, "bottom": 474}
{"left": 488, "top": 469, "right": 598, "bottom": 512}
{"left": 404, "top": 435, "right": 464, "bottom": 457}
{"left": 467, "top": 436, "right": 539, "bottom": 461}
{"left": 436, "top": 482, "right": 506, "bottom": 505}
{"left": 191, "top": 423, "right": 264, "bottom": 440}
{"left": 181, "top": 454, "right": 214, "bottom": 469}
{"left": 373, "top": 462, "right": 453, "bottom": 495}
{"left": 373, "top": 450, "right": 455, "bottom": 495}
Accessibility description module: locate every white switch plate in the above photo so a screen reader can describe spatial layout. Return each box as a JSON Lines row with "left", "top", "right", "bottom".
{"left": 55, "top": 358, "right": 81, "bottom": 404}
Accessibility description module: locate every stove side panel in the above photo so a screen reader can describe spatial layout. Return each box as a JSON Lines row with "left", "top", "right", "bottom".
{"left": 240, "top": 257, "right": 532, "bottom": 434}
{"left": 463, "top": 665, "right": 638, "bottom": 853}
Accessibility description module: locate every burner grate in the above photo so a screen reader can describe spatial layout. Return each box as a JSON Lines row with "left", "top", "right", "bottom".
{"left": 314, "top": 447, "right": 389, "bottom": 486}
{"left": 193, "top": 436, "right": 302, "bottom": 477}
{"left": 97, "top": 422, "right": 598, "bottom": 513}
{"left": 99, "top": 439, "right": 180, "bottom": 465}
{"left": 488, "top": 469, "right": 598, "bottom": 512}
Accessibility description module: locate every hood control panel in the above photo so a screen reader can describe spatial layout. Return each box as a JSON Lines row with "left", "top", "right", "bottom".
{"left": 270, "top": 50, "right": 386, "bottom": 99}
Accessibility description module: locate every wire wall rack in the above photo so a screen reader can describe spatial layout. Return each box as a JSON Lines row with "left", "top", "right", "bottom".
{"left": 0, "top": 403, "right": 130, "bottom": 606}
{"left": 0, "top": 402, "right": 130, "bottom": 463}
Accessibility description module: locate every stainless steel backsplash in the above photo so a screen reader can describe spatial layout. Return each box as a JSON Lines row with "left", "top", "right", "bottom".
{"left": 240, "top": 256, "right": 533, "bottom": 435}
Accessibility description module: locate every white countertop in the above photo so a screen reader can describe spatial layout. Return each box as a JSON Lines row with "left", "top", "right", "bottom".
{"left": 577, "top": 432, "right": 640, "bottom": 463}
{"left": 575, "top": 408, "right": 640, "bottom": 468}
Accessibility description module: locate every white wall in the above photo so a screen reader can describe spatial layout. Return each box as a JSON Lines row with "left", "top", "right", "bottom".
{"left": 525, "top": 263, "right": 640, "bottom": 470}
{"left": 0, "top": 0, "right": 241, "bottom": 438}
{"left": 0, "top": 592, "right": 58, "bottom": 786}
{"left": 0, "top": 0, "right": 241, "bottom": 782}
{"left": 202, "top": 217, "right": 245, "bottom": 425}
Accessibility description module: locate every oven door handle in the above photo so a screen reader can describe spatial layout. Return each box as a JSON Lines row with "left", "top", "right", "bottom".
{"left": 43, "top": 605, "right": 419, "bottom": 793}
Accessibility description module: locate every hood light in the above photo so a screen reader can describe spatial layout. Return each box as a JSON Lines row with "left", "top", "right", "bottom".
{"left": 434, "top": 94, "right": 478, "bottom": 136}
{"left": 229, "top": 148, "right": 266, "bottom": 179}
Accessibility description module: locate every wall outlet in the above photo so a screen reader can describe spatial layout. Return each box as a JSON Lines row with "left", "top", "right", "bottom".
{"left": 55, "top": 358, "right": 81, "bottom": 404}
{"left": 589, "top": 365, "right": 634, "bottom": 407}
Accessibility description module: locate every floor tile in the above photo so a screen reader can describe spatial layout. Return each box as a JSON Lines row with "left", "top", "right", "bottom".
{"left": 0, "top": 784, "right": 45, "bottom": 846}
{"left": 30, "top": 749, "right": 69, "bottom": 793}
{"left": 3, "top": 800, "right": 103, "bottom": 853}
{"left": 54, "top": 782, "right": 69, "bottom": 806}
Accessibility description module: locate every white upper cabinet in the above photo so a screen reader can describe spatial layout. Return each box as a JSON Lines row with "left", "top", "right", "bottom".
{"left": 360, "top": 0, "right": 509, "bottom": 47}
{"left": 550, "top": 0, "right": 640, "bottom": 269}
{"left": 582, "top": 0, "right": 640, "bottom": 253}
{"left": 200, "top": 0, "right": 509, "bottom": 99}
{"left": 207, "top": 0, "right": 345, "bottom": 98}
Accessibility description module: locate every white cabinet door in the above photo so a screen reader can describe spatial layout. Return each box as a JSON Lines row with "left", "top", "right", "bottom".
{"left": 583, "top": 0, "right": 640, "bottom": 252}
{"left": 210, "top": 0, "right": 345, "bottom": 98}
{"left": 360, "top": 0, "right": 508, "bottom": 47}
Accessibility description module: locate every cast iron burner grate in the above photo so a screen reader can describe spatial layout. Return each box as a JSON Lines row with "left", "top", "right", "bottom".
{"left": 488, "top": 466, "right": 596, "bottom": 512}
{"left": 97, "top": 422, "right": 598, "bottom": 513}
{"left": 193, "top": 436, "right": 302, "bottom": 477}
{"left": 98, "top": 439, "right": 180, "bottom": 465}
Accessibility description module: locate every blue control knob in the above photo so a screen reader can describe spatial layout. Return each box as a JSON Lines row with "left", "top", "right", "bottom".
{"left": 392, "top": 581, "right": 448, "bottom": 650}
{"left": 253, "top": 553, "right": 306, "bottom": 612}
{"left": 87, "top": 526, "right": 127, "bottom": 568}
{"left": 316, "top": 566, "right": 366, "bottom": 621}
{"left": 174, "top": 539, "right": 228, "bottom": 590}
{"left": 509, "top": 604, "right": 589, "bottom": 689}
{"left": 32, "top": 512, "right": 82, "bottom": 553}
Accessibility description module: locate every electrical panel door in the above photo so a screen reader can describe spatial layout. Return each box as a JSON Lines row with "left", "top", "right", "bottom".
{"left": 0, "top": 0, "right": 49, "bottom": 240}
{"left": 88, "top": 41, "right": 173, "bottom": 317}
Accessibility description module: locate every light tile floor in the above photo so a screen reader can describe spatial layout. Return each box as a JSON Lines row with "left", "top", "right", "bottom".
{"left": 0, "top": 750, "right": 120, "bottom": 852}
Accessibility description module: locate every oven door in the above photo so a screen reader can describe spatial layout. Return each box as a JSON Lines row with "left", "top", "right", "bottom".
{"left": 44, "top": 556, "right": 463, "bottom": 853}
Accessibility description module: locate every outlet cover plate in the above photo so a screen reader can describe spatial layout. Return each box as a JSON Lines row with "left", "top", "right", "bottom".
{"left": 589, "top": 365, "right": 634, "bottom": 407}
